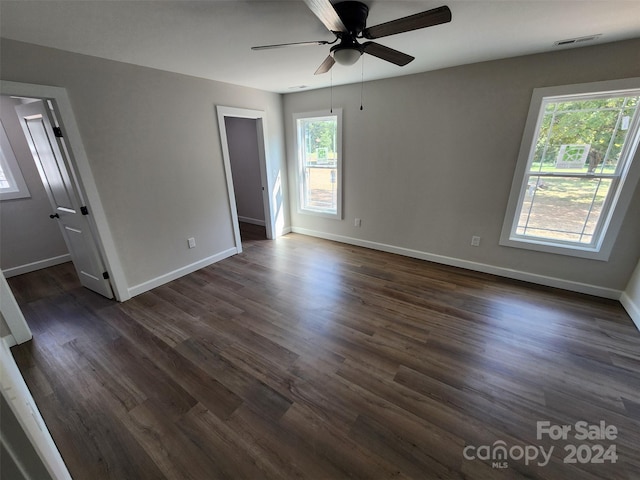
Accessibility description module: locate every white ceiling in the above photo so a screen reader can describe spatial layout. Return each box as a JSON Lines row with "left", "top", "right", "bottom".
{"left": 1, "top": 1, "right": 639, "bottom": 93}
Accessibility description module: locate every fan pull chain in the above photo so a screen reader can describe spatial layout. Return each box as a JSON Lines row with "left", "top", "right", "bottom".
{"left": 330, "top": 69, "right": 333, "bottom": 113}
{"left": 360, "top": 55, "right": 365, "bottom": 111}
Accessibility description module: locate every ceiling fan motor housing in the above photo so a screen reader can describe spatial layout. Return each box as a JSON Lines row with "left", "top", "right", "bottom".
{"left": 333, "top": 1, "right": 369, "bottom": 36}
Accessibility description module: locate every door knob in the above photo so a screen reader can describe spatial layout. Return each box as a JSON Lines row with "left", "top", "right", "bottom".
{"left": 49, "top": 213, "right": 60, "bottom": 219}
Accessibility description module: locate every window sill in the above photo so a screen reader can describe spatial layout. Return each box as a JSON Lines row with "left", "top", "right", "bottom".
{"left": 499, "top": 235, "right": 610, "bottom": 261}
{"left": 297, "top": 208, "right": 341, "bottom": 220}
{"left": 0, "top": 190, "right": 31, "bottom": 201}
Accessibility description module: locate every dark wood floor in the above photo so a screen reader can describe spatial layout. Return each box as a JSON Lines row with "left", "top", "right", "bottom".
{"left": 8, "top": 232, "right": 640, "bottom": 479}
{"left": 239, "top": 221, "right": 267, "bottom": 242}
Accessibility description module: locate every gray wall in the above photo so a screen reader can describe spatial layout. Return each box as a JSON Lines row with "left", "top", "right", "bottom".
{"left": 2, "top": 36, "right": 638, "bottom": 294}
{"left": 225, "top": 117, "right": 265, "bottom": 224}
{"left": 0, "top": 38, "right": 287, "bottom": 290}
{"left": 284, "top": 38, "right": 640, "bottom": 291}
{"left": 0, "top": 95, "right": 68, "bottom": 272}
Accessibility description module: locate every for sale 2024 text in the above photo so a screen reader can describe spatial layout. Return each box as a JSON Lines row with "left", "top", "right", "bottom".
{"left": 537, "top": 420, "right": 618, "bottom": 466}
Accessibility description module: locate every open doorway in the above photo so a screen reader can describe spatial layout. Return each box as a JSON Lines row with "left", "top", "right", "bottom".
{"left": 1, "top": 94, "right": 113, "bottom": 299}
{"left": 224, "top": 116, "right": 268, "bottom": 244}
{"left": 0, "top": 95, "right": 70, "bottom": 279}
{"left": 217, "top": 106, "right": 281, "bottom": 253}
{"left": 0, "top": 81, "right": 130, "bottom": 351}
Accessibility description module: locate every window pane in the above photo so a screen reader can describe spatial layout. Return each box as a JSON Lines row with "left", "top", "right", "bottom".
{"left": 0, "top": 144, "right": 18, "bottom": 192}
{"left": 305, "top": 165, "right": 337, "bottom": 211}
{"left": 530, "top": 96, "right": 639, "bottom": 175}
{"left": 517, "top": 176, "right": 612, "bottom": 244}
{"left": 502, "top": 82, "right": 640, "bottom": 259}
{"left": 514, "top": 91, "right": 640, "bottom": 249}
{"left": 0, "top": 123, "right": 30, "bottom": 200}
{"left": 297, "top": 115, "right": 338, "bottom": 214}
{"left": 0, "top": 162, "right": 10, "bottom": 189}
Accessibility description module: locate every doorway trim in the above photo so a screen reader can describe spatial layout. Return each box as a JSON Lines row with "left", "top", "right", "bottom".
{"left": 216, "top": 106, "right": 276, "bottom": 252}
{"left": 1, "top": 271, "right": 31, "bottom": 345}
{"left": 1, "top": 81, "right": 129, "bottom": 301}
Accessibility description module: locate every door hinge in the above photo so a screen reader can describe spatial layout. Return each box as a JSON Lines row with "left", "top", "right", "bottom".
{"left": 81, "top": 206, "right": 89, "bottom": 215}
{"left": 53, "top": 127, "right": 63, "bottom": 138}
{"left": 103, "top": 271, "right": 110, "bottom": 280}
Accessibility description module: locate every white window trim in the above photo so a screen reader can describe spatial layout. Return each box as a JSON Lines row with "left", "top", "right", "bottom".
{"left": 293, "top": 109, "right": 343, "bottom": 219}
{"left": 0, "top": 121, "right": 30, "bottom": 200}
{"left": 500, "top": 78, "right": 640, "bottom": 261}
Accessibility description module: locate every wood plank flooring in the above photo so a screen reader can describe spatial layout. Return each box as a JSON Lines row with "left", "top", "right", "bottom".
{"left": 8, "top": 232, "right": 640, "bottom": 479}
{"left": 239, "top": 221, "right": 267, "bottom": 242}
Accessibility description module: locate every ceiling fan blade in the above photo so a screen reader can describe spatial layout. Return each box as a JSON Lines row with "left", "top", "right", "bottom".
{"left": 362, "top": 42, "right": 414, "bottom": 66}
{"left": 314, "top": 55, "right": 336, "bottom": 75}
{"left": 252, "top": 40, "right": 331, "bottom": 51}
{"left": 303, "top": 0, "right": 348, "bottom": 33}
{"left": 363, "top": 5, "right": 451, "bottom": 39}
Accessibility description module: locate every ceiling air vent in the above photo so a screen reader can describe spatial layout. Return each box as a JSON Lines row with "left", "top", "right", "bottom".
{"left": 554, "top": 34, "right": 602, "bottom": 46}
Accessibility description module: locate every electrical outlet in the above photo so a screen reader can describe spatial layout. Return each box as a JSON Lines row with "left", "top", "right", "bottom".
{"left": 471, "top": 236, "right": 481, "bottom": 247}
{"left": 188, "top": 237, "right": 196, "bottom": 249}
{"left": 354, "top": 218, "right": 362, "bottom": 227}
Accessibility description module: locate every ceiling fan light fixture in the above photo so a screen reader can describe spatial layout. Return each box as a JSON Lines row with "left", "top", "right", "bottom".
{"left": 332, "top": 47, "right": 362, "bottom": 66}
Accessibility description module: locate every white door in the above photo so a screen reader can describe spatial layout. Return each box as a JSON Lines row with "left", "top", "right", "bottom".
{"left": 15, "top": 101, "right": 113, "bottom": 299}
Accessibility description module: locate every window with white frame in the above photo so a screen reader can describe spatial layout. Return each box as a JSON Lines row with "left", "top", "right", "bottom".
{"left": 0, "top": 121, "right": 30, "bottom": 201}
{"left": 501, "top": 80, "right": 640, "bottom": 260}
{"left": 294, "top": 109, "right": 342, "bottom": 218}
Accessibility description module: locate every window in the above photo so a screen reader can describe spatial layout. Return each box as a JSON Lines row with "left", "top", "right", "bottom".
{"left": 0, "top": 121, "right": 30, "bottom": 200}
{"left": 294, "top": 109, "right": 342, "bottom": 218}
{"left": 501, "top": 79, "right": 640, "bottom": 260}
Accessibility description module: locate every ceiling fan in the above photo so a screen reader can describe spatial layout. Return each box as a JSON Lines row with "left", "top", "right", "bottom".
{"left": 252, "top": 0, "right": 452, "bottom": 75}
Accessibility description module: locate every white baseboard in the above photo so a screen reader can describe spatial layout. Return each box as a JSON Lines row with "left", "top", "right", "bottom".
{"left": 2, "top": 254, "right": 72, "bottom": 278}
{"left": 128, "top": 247, "right": 237, "bottom": 298}
{"left": 238, "top": 216, "right": 265, "bottom": 227}
{"left": 620, "top": 292, "right": 640, "bottom": 331}
{"left": 290, "top": 227, "right": 623, "bottom": 300}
